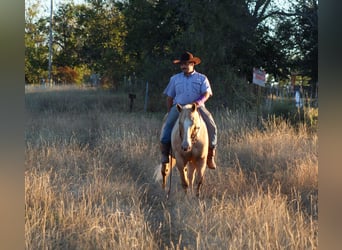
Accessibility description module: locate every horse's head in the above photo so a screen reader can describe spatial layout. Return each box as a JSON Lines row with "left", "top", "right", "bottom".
{"left": 177, "top": 103, "right": 201, "bottom": 152}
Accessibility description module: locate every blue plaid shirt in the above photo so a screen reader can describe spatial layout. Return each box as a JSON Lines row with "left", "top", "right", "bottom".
{"left": 163, "top": 71, "right": 212, "bottom": 106}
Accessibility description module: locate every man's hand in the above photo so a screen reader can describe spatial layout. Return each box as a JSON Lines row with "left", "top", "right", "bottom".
{"left": 195, "top": 92, "right": 211, "bottom": 106}
{"left": 166, "top": 96, "right": 173, "bottom": 112}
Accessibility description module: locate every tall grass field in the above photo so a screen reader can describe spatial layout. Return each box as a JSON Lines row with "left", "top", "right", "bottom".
{"left": 25, "top": 85, "right": 318, "bottom": 249}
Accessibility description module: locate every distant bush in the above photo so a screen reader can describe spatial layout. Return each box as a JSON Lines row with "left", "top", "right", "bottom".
{"left": 56, "top": 66, "right": 79, "bottom": 84}
{"left": 264, "top": 99, "right": 318, "bottom": 131}
{"left": 266, "top": 99, "right": 296, "bottom": 120}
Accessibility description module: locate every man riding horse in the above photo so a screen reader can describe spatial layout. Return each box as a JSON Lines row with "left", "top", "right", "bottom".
{"left": 160, "top": 51, "right": 218, "bottom": 170}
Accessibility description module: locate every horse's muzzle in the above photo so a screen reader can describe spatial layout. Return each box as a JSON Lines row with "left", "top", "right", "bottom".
{"left": 181, "top": 142, "right": 191, "bottom": 152}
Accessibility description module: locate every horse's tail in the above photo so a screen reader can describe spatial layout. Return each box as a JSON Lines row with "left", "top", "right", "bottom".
{"left": 153, "top": 163, "right": 163, "bottom": 182}
{"left": 154, "top": 157, "right": 175, "bottom": 192}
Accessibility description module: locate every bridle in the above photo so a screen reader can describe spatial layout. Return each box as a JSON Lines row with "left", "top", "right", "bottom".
{"left": 190, "top": 125, "right": 201, "bottom": 144}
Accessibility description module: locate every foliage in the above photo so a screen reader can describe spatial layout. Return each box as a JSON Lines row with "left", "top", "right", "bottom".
{"left": 266, "top": 99, "right": 297, "bottom": 120}
{"left": 272, "top": 0, "right": 318, "bottom": 91}
{"left": 25, "top": 1, "right": 49, "bottom": 84}
{"left": 52, "top": 3, "right": 81, "bottom": 67}
{"left": 25, "top": 0, "right": 318, "bottom": 108}
{"left": 55, "top": 66, "right": 79, "bottom": 84}
{"left": 264, "top": 98, "right": 318, "bottom": 132}
{"left": 73, "top": 64, "right": 92, "bottom": 85}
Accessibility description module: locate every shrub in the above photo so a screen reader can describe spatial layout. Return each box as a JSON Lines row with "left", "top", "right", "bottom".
{"left": 56, "top": 66, "right": 79, "bottom": 84}
{"left": 266, "top": 99, "right": 296, "bottom": 120}
{"left": 264, "top": 99, "right": 318, "bottom": 132}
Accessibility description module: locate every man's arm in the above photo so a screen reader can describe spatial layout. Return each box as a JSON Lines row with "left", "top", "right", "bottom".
{"left": 195, "top": 91, "right": 211, "bottom": 106}
{"left": 166, "top": 96, "right": 173, "bottom": 112}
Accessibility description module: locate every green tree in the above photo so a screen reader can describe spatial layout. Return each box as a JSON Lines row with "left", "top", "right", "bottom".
{"left": 76, "top": 0, "right": 127, "bottom": 86}
{"left": 25, "top": 0, "right": 317, "bottom": 104}
{"left": 53, "top": 3, "right": 80, "bottom": 67}
{"left": 113, "top": 0, "right": 195, "bottom": 108}
{"left": 118, "top": 0, "right": 183, "bottom": 82}
{"left": 25, "top": 0, "right": 49, "bottom": 84}
{"left": 39, "top": 0, "right": 128, "bottom": 86}
{"left": 271, "top": 0, "right": 318, "bottom": 95}
{"left": 292, "top": 0, "right": 318, "bottom": 92}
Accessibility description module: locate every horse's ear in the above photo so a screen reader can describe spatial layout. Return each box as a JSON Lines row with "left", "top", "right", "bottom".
{"left": 176, "top": 103, "right": 182, "bottom": 112}
{"left": 191, "top": 102, "right": 197, "bottom": 112}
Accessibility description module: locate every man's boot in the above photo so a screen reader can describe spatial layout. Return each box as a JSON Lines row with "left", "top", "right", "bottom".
{"left": 207, "top": 147, "right": 217, "bottom": 169}
{"left": 160, "top": 143, "right": 171, "bottom": 164}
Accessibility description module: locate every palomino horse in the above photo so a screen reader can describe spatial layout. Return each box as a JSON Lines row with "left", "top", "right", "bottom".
{"left": 161, "top": 103, "right": 209, "bottom": 196}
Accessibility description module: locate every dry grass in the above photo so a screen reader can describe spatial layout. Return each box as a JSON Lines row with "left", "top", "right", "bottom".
{"left": 25, "top": 86, "right": 318, "bottom": 249}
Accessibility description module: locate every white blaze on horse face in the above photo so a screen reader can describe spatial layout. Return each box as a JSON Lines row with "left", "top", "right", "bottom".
{"left": 181, "top": 116, "right": 193, "bottom": 151}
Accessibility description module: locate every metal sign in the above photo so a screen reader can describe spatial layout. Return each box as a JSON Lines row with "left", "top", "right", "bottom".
{"left": 253, "top": 68, "right": 266, "bottom": 87}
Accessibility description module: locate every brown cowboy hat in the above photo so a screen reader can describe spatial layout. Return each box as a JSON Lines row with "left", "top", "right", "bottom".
{"left": 173, "top": 51, "right": 201, "bottom": 65}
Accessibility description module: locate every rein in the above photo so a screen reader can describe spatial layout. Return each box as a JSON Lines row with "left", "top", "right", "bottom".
{"left": 191, "top": 125, "right": 201, "bottom": 143}
{"left": 166, "top": 147, "right": 173, "bottom": 200}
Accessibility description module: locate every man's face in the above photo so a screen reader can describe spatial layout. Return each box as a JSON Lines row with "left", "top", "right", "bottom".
{"left": 180, "top": 61, "right": 195, "bottom": 75}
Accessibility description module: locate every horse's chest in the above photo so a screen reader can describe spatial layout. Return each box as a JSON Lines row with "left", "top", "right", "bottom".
{"left": 180, "top": 144, "right": 201, "bottom": 160}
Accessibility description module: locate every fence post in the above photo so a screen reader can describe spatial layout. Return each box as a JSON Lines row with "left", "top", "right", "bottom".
{"left": 256, "top": 85, "right": 261, "bottom": 125}
{"left": 128, "top": 93, "right": 136, "bottom": 112}
{"left": 144, "top": 81, "right": 149, "bottom": 112}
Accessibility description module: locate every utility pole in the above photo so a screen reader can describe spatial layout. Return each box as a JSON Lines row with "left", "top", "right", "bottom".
{"left": 48, "top": 0, "right": 53, "bottom": 85}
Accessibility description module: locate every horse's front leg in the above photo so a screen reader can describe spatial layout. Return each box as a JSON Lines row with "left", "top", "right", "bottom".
{"left": 195, "top": 158, "right": 207, "bottom": 197}
{"left": 187, "top": 162, "right": 196, "bottom": 194}
{"left": 176, "top": 158, "right": 189, "bottom": 192}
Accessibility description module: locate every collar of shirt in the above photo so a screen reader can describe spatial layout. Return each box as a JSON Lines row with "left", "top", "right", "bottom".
{"left": 183, "top": 70, "right": 196, "bottom": 78}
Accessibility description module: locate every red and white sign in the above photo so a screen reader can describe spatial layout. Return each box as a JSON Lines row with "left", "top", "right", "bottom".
{"left": 253, "top": 68, "right": 266, "bottom": 87}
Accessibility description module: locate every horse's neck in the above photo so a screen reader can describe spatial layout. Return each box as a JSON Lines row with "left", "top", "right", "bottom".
{"left": 195, "top": 111, "right": 204, "bottom": 128}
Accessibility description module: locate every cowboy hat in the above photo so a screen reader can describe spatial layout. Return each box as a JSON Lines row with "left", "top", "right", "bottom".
{"left": 173, "top": 51, "right": 201, "bottom": 65}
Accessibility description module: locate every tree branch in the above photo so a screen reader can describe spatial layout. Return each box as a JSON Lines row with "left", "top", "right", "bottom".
{"left": 259, "top": 10, "right": 317, "bottom": 28}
